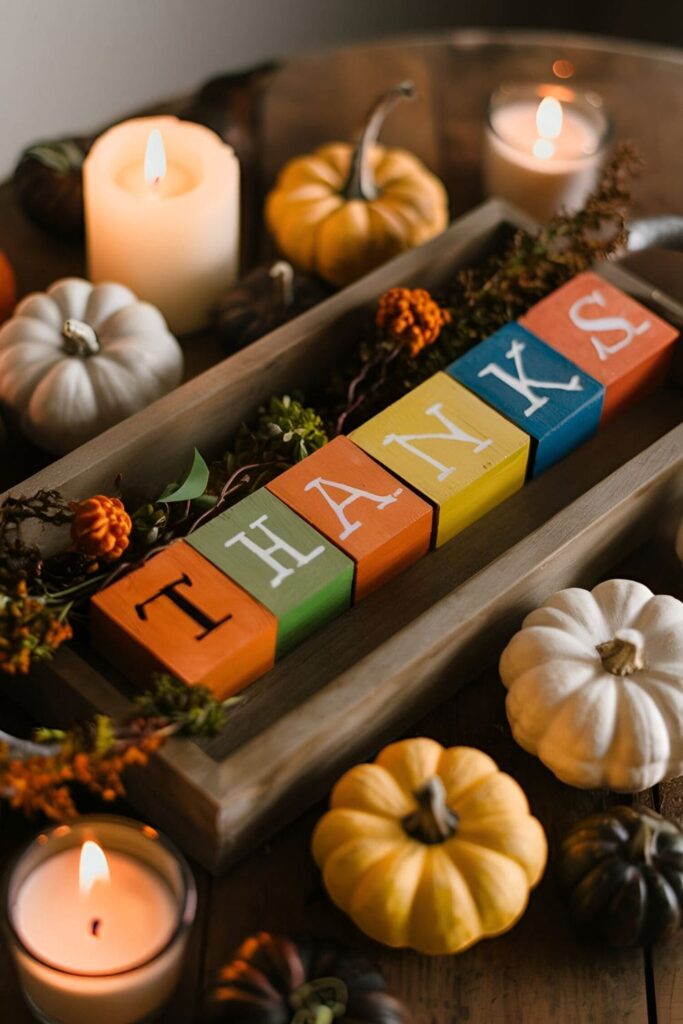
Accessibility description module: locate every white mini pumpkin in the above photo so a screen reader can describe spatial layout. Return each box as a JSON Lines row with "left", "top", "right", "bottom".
{"left": 0, "top": 277, "right": 183, "bottom": 455}
{"left": 500, "top": 579, "right": 683, "bottom": 792}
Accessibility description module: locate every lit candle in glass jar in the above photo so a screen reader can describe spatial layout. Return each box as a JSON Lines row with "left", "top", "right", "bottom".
{"left": 483, "top": 83, "right": 612, "bottom": 222}
{"left": 3, "top": 816, "right": 196, "bottom": 1024}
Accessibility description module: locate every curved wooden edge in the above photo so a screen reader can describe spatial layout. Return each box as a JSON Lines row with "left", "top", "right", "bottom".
{"left": 314, "top": 27, "right": 683, "bottom": 68}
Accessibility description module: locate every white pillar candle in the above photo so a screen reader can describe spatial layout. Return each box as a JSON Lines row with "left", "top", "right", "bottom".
{"left": 483, "top": 85, "right": 611, "bottom": 223}
{"left": 4, "top": 817, "right": 196, "bottom": 1024}
{"left": 84, "top": 116, "right": 240, "bottom": 335}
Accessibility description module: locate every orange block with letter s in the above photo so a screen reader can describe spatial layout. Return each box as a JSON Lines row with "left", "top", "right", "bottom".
{"left": 521, "top": 271, "right": 679, "bottom": 421}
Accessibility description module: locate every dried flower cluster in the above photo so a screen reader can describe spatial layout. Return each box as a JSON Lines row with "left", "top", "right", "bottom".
{"left": 1, "top": 728, "right": 161, "bottom": 819}
{"left": 376, "top": 287, "right": 451, "bottom": 356}
{"left": 0, "top": 581, "right": 72, "bottom": 675}
{"left": 0, "top": 675, "right": 234, "bottom": 820}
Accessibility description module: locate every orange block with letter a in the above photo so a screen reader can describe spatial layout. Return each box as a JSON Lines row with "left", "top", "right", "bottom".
{"left": 267, "top": 435, "right": 433, "bottom": 600}
{"left": 520, "top": 271, "right": 679, "bottom": 421}
{"left": 91, "top": 541, "right": 277, "bottom": 698}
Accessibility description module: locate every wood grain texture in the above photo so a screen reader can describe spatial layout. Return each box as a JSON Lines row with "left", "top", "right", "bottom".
{"left": 201, "top": 667, "right": 650, "bottom": 1024}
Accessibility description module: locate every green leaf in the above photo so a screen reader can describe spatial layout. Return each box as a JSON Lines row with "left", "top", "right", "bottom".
{"left": 159, "top": 449, "right": 210, "bottom": 504}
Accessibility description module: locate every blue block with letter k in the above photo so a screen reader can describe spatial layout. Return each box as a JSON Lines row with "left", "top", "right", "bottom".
{"left": 447, "top": 322, "right": 605, "bottom": 477}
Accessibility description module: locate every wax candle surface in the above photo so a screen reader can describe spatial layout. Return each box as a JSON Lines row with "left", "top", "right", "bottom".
{"left": 484, "top": 92, "right": 608, "bottom": 222}
{"left": 13, "top": 848, "right": 177, "bottom": 974}
{"left": 84, "top": 116, "right": 240, "bottom": 335}
{"left": 491, "top": 101, "right": 597, "bottom": 161}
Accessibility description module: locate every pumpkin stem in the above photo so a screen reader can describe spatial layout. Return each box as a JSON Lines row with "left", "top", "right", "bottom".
{"left": 596, "top": 629, "right": 645, "bottom": 676}
{"left": 342, "top": 80, "right": 416, "bottom": 202}
{"left": 290, "top": 977, "right": 349, "bottom": 1024}
{"left": 62, "top": 318, "right": 100, "bottom": 357}
{"left": 402, "top": 776, "right": 460, "bottom": 844}
{"left": 269, "top": 260, "right": 295, "bottom": 308}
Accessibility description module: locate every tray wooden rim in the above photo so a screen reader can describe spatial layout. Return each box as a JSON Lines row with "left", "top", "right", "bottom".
{"left": 7, "top": 199, "right": 683, "bottom": 872}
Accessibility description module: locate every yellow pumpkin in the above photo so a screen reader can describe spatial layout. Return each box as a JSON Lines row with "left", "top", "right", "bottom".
{"left": 312, "top": 738, "right": 547, "bottom": 955}
{"left": 266, "top": 82, "right": 449, "bottom": 287}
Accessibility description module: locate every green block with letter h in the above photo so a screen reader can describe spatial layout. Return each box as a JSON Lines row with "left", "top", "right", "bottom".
{"left": 187, "top": 489, "right": 354, "bottom": 656}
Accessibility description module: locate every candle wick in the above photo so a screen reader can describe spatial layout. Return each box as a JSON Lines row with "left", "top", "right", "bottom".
{"left": 90, "top": 918, "right": 102, "bottom": 938}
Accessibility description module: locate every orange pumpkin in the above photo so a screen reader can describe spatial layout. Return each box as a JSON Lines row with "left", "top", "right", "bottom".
{"left": 0, "top": 250, "right": 16, "bottom": 323}
{"left": 266, "top": 82, "right": 449, "bottom": 287}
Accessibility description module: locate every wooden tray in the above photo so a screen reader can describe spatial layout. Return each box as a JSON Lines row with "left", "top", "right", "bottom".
{"left": 4, "top": 198, "right": 683, "bottom": 873}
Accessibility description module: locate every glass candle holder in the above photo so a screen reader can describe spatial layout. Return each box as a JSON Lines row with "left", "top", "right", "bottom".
{"left": 483, "top": 82, "right": 613, "bottom": 222}
{"left": 3, "top": 816, "right": 197, "bottom": 1024}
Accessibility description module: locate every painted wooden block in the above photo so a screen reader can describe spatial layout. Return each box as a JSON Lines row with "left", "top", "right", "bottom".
{"left": 520, "top": 271, "right": 678, "bottom": 421}
{"left": 90, "top": 541, "right": 277, "bottom": 699}
{"left": 187, "top": 489, "right": 354, "bottom": 655}
{"left": 447, "top": 323, "right": 604, "bottom": 477}
{"left": 266, "top": 435, "right": 433, "bottom": 600}
{"left": 350, "top": 372, "right": 530, "bottom": 547}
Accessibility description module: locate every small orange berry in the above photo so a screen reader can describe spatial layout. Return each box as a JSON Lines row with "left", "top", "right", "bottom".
{"left": 376, "top": 286, "right": 451, "bottom": 357}
{"left": 70, "top": 495, "right": 132, "bottom": 562}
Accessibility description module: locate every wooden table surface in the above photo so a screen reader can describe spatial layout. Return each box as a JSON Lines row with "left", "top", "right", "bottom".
{"left": 1, "top": 29, "right": 683, "bottom": 1024}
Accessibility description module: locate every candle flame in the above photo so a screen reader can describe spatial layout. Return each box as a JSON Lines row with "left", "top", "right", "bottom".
{"left": 144, "top": 128, "right": 167, "bottom": 187}
{"left": 536, "top": 96, "right": 563, "bottom": 140}
{"left": 532, "top": 96, "right": 563, "bottom": 160}
{"left": 79, "top": 840, "right": 110, "bottom": 898}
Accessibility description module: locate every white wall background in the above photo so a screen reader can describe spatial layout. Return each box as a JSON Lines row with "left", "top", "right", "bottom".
{"left": 0, "top": 0, "right": 680, "bottom": 178}
{"left": 0, "top": 0, "right": 462, "bottom": 177}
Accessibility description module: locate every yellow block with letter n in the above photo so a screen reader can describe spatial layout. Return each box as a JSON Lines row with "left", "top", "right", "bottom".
{"left": 351, "top": 372, "right": 530, "bottom": 547}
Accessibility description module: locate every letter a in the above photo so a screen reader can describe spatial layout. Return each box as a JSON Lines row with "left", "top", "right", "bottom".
{"left": 383, "top": 403, "right": 492, "bottom": 482}
{"left": 224, "top": 514, "right": 325, "bottom": 589}
{"left": 478, "top": 339, "right": 583, "bottom": 417}
{"left": 304, "top": 476, "right": 402, "bottom": 540}
{"left": 568, "top": 289, "right": 651, "bottom": 362}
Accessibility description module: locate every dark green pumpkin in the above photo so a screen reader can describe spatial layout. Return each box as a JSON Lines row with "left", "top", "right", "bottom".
{"left": 559, "top": 805, "right": 683, "bottom": 947}
{"left": 13, "top": 137, "right": 91, "bottom": 238}
{"left": 204, "top": 932, "right": 410, "bottom": 1023}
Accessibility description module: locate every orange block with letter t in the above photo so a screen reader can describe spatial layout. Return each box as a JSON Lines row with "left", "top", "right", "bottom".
{"left": 91, "top": 541, "right": 277, "bottom": 698}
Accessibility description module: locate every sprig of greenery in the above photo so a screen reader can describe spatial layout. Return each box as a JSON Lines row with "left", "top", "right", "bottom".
{"left": 209, "top": 394, "right": 328, "bottom": 497}
{"left": 0, "top": 674, "right": 237, "bottom": 820}
{"left": 134, "top": 673, "right": 239, "bottom": 737}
